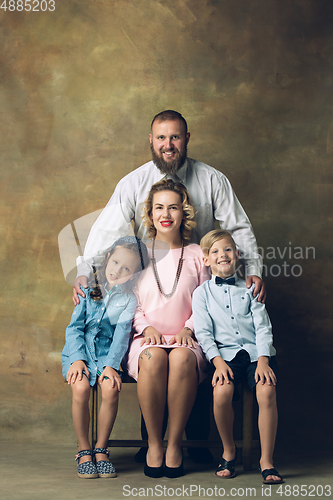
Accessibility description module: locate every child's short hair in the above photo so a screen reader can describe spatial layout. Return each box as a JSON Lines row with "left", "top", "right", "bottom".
{"left": 200, "top": 229, "right": 236, "bottom": 255}
{"left": 89, "top": 236, "right": 148, "bottom": 300}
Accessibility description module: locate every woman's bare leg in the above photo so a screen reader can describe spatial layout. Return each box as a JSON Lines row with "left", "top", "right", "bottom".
{"left": 166, "top": 348, "right": 197, "bottom": 468}
{"left": 71, "top": 376, "right": 91, "bottom": 463}
{"left": 137, "top": 347, "right": 168, "bottom": 467}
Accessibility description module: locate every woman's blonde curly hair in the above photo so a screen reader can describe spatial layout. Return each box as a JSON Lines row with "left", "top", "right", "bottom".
{"left": 142, "top": 179, "right": 196, "bottom": 242}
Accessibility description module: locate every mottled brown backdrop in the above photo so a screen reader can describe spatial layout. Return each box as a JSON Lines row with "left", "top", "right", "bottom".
{"left": 0, "top": 0, "right": 332, "bottom": 450}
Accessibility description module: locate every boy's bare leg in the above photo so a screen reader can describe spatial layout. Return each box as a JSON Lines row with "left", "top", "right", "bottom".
{"left": 213, "top": 382, "right": 236, "bottom": 477}
{"left": 94, "top": 380, "right": 120, "bottom": 461}
{"left": 256, "top": 383, "right": 279, "bottom": 481}
{"left": 71, "top": 376, "right": 92, "bottom": 463}
{"left": 166, "top": 348, "right": 197, "bottom": 468}
{"left": 137, "top": 347, "right": 168, "bottom": 468}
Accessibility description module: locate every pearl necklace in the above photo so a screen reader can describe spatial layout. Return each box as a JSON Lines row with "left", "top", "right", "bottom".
{"left": 151, "top": 239, "right": 184, "bottom": 299}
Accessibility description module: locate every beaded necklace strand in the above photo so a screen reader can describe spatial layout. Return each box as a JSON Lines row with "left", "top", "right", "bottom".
{"left": 151, "top": 239, "right": 184, "bottom": 298}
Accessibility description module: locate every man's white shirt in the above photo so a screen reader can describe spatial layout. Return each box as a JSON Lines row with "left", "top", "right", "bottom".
{"left": 76, "top": 158, "right": 262, "bottom": 278}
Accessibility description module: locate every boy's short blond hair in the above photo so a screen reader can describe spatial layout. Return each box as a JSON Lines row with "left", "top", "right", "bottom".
{"left": 200, "top": 229, "right": 236, "bottom": 255}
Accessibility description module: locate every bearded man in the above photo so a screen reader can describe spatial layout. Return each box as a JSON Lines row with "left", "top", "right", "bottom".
{"left": 73, "top": 110, "right": 265, "bottom": 303}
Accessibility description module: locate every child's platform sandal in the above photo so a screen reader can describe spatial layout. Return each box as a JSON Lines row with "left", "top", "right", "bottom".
{"left": 215, "top": 446, "right": 238, "bottom": 479}
{"left": 93, "top": 447, "right": 117, "bottom": 478}
{"left": 75, "top": 450, "right": 98, "bottom": 479}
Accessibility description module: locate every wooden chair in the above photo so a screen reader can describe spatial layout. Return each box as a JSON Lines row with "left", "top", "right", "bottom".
{"left": 90, "top": 376, "right": 258, "bottom": 470}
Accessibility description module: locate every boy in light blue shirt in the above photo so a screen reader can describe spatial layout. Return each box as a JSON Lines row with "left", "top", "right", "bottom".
{"left": 192, "top": 229, "right": 282, "bottom": 484}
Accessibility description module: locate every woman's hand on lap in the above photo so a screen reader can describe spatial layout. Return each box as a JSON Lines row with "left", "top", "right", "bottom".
{"left": 140, "top": 326, "right": 167, "bottom": 346}
{"left": 169, "top": 328, "right": 196, "bottom": 348}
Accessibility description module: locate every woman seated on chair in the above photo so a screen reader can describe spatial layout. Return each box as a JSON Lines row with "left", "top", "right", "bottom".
{"left": 126, "top": 179, "right": 209, "bottom": 478}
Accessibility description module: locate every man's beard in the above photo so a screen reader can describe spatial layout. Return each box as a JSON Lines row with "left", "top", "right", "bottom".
{"left": 150, "top": 142, "right": 187, "bottom": 175}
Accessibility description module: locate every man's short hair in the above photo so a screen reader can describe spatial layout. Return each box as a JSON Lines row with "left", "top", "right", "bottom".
{"left": 200, "top": 229, "right": 237, "bottom": 255}
{"left": 151, "top": 110, "right": 188, "bottom": 134}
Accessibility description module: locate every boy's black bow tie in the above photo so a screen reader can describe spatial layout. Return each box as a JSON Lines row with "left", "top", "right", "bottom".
{"left": 215, "top": 276, "right": 236, "bottom": 286}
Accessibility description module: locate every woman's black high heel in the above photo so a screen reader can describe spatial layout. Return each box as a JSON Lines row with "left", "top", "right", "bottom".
{"left": 144, "top": 460, "right": 164, "bottom": 478}
{"left": 164, "top": 460, "right": 184, "bottom": 478}
{"left": 164, "top": 448, "right": 184, "bottom": 478}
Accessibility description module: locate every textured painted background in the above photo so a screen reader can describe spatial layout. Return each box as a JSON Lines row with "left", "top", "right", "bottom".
{"left": 0, "top": 0, "right": 332, "bottom": 450}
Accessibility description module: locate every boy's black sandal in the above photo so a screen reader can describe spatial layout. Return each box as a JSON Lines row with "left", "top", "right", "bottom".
{"left": 215, "top": 446, "right": 238, "bottom": 478}
{"left": 75, "top": 450, "right": 98, "bottom": 479}
{"left": 260, "top": 467, "right": 283, "bottom": 484}
{"left": 93, "top": 447, "right": 117, "bottom": 478}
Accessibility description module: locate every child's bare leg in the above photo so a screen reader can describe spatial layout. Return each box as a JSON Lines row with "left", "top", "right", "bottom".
{"left": 94, "top": 379, "right": 120, "bottom": 461}
{"left": 166, "top": 348, "right": 197, "bottom": 468}
{"left": 71, "top": 376, "right": 91, "bottom": 462}
{"left": 137, "top": 347, "right": 168, "bottom": 467}
{"left": 213, "top": 382, "right": 235, "bottom": 477}
{"left": 256, "top": 383, "right": 279, "bottom": 481}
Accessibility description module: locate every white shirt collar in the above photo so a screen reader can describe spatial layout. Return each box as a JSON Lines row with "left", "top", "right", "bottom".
{"left": 155, "top": 158, "right": 189, "bottom": 184}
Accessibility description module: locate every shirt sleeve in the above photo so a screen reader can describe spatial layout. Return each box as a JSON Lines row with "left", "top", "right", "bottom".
{"left": 184, "top": 251, "right": 211, "bottom": 332}
{"left": 192, "top": 286, "right": 221, "bottom": 361}
{"left": 212, "top": 170, "right": 262, "bottom": 278}
{"left": 64, "top": 290, "right": 89, "bottom": 365}
{"left": 132, "top": 299, "right": 151, "bottom": 336}
{"left": 249, "top": 294, "right": 274, "bottom": 358}
{"left": 104, "top": 293, "right": 138, "bottom": 370}
{"left": 76, "top": 177, "right": 136, "bottom": 278}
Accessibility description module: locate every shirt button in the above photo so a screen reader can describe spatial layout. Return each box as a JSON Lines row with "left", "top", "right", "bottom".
{"left": 226, "top": 305, "right": 230, "bottom": 308}
{"left": 97, "top": 319, "right": 100, "bottom": 322}
{"left": 224, "top": 290, "right": 228, "bottom": 293}
{"left": 231, "top": 316, "right": 234, "bottom": 320}
{"left": 235, "top": 331, "right": 239, "bottom": 334}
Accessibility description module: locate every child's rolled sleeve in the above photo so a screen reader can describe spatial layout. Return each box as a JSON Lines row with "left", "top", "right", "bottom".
{"left": 65, "top": 294, "right": 89, "bottom": 365}
{"left": 192, "top": 287, "right": 221, "bottom": 362}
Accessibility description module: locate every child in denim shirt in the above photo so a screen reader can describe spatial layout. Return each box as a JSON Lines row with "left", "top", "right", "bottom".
{"left": 62, "top": 236, "right": 148, "bottom": 479}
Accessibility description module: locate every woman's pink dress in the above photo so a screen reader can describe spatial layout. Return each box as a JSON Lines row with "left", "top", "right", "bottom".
{"left": 127, "top": 243, "right": 210, "bottom": 382}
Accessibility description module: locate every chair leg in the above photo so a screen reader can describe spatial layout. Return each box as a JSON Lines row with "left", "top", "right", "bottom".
{"left": 91, "top": 384, "right": 98, "bottom": 449}
{"left": 242, "top": 385, "right": 253, "bottom": 471}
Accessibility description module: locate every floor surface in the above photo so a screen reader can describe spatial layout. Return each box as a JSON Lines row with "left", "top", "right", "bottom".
{"left": 1, "top": 443, "right": 332, "bottom": 500}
